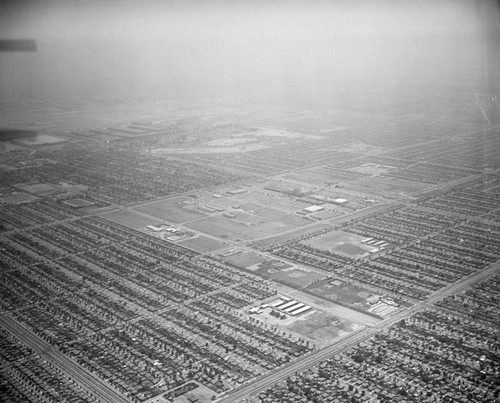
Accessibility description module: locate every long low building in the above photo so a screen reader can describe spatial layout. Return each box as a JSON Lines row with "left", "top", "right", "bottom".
{"left": 283, "top": 302, "right": 304, "bottom": 313}
{"left": 277, "top": 300, "right": 300, "bottom": 311}
{"left": 289, "top": 306, "right": 312, "bottom": 316}
{"left": 303, "top": 205, "right": 324, "bottom": 213}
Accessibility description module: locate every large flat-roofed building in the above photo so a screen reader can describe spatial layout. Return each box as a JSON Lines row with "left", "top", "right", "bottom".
{"left": 303, "top": 205, "right": 324, "bottom": 213}
{"left": 333, "top": 198, "right": 348, "bottom": 205}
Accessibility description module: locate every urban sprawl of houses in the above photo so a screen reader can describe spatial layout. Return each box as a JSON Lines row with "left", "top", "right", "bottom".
{"left": 0, "top": 94, "right": 499, "bottom": 403}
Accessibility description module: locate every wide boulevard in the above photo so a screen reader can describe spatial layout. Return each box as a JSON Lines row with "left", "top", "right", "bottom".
{"left": 218, "top": 260, "right": 500, "bottom": 402}
{"left": 0, "top": 314, "right": 131, "bottom": 403}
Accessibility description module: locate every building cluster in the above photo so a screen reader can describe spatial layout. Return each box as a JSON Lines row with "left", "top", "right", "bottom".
{"left": 252, "top": 309, "right": 500, "bottom": 403}
{"left": 0, "top": 106, "right": 499, "bottom": 402}
{"left": 0, "top": 202, "right": 314, "bottom": 402}
{"left": 0, "top": 200, "right": 77, "bottom": 232}
{"left": 437, "top": 272, "right": 500, "bottom": 328}
{"left": 62, "top": 297, "right": 310, "bottom": 401}
{"left": 172, "top": 141, "right": 353, "bottom": 177}
{"left": 418, "top": 178, "right": 500, "bottom": 217}
{"left": 0, "top": 328, "right": 99, "bottom": 403}
{"left": 263, "top": 190, "right": 500, "bottom": 308}
{"left": 1, "top": 142, "right": 247, "bottom": 206}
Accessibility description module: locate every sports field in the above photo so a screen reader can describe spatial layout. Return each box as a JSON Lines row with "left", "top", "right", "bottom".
{"left": 178, "top": 235, "right": 226, "bottom": 253}
{"left": 255, "top": 263, "right": 327, "bottom": 288}
{"left": 302, "top": 230, "right": 376, "bottom": 257}
{"left": 225, "top": 252, "right": 267, "bottom": 269}
{"left": 305, "top": 277, "right": 374, "bottom": 309}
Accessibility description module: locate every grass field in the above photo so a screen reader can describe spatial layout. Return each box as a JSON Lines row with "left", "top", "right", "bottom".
{"left": 281, "top": 170, "right": 338, "bottom": 186}
{"left": 347, "top": 165, "right": 393, "bottom": 176}
{"left": 307, "top": 168, "right": 365, "bottom": 182}
{"left": 302, "top": 230, "right": 376, "bottom": 257}
{"left": 255, "top": 263, "right": 327, "bottom": 288}
{"left": 100, "top": 209, "right": 157, "bottom": 229}
{"left": 134, "top": 197, "right": 206, "bottom": 223}
{"left": 285, "top": 311, "right": 361, "bottom": 347}
{"left": 14, "top": 183, "right": 62, "bottom": 196}
{"left": 305, "top": 278, "right": 373, "bottom": 310}
{"left": 253, "top": 306, "right": 361, "bottom": 348}
{"left": 185, "top": 213, "right": 293, "bottom": 241}
{"left": 346, "top": 176, "right": 431, "bottom": 196}
{"left": 177, "top": 235, "right": 226, "bottom": 253}
{"left": 0, "top": 193, "right": 38, "bottom": 204}
{"left": 239, "top": 203, "right": 309, "bottom": 227}
{"left": 225, "top": 252, "right": 267, "bottom": 269}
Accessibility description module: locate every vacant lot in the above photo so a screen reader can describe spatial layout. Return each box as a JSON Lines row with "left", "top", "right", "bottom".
{"left": 239, "top": 203, "right": 308, "bottom": 227}
{"left": 185, "top": 213, "right": 293, "bottom": 241}
{"left": 285, "top": 311, "right": 362, "bottom": 347}
{"left": 346, "top": 176, "right": 430, "bottom": 196}
{"left": 178, "top": 235, "right": 226, "bottom": 253}
{"left": 134, "top": 197, "right": 206, "bottom": 223}
{"left": 100, "top": 209, "right": 156, "bottom": 229}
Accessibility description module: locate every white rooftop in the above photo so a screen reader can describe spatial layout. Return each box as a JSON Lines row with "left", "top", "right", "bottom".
{"left": 303, "top": 205, "right": 324, "bottom": 213}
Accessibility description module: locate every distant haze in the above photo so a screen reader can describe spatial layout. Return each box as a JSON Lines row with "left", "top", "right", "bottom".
{"left": 0, "top": 0, "right": 497, "bottom": 103}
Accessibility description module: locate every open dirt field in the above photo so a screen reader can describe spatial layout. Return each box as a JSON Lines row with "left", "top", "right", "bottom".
{"left": 185, "top": 213, "right": 293, "bottom": 241}
{"left": 100, "top": 209, "right": 158, "bottom": 229}
{"left": 134, "top": 197, "right": 206, "bottom": 223}
{"left": 285, "top": 311, "right": 363, "bottom": 348}
{"left": 239, "top": 203, "right": 309, "bottom": 226}
{"left": 178, "top": 235, "right": 226, "bottom": 253}
{"left": 346, "top": 176, "right": 431, "bottom": 196}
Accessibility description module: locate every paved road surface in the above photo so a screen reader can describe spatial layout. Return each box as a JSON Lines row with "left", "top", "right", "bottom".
{"left": 0, "top": 314, "right": 131, "bottom": 403}
{"left": 218, "top": 260, "right": 500, "bottom": 402}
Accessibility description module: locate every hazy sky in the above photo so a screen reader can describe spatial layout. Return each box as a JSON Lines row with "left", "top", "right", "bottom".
{"left": 0, "top": 0, "right": 495, "bottom": 103}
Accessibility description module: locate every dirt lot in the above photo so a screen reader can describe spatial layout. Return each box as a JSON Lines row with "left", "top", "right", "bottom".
{"left": 185, "top": 213, "right": 293, "bottom": 241}
{"left": 100, "top": 209, "right": 158, "bottom": 229}
{"left": 134, "top": 197, "right": 206, "bottom": 223}
{"left": 346, "top": 176, "right": 431, "bottom": 196}
{"left": 178, "top": 235, "right": 226, "bottom": 253}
